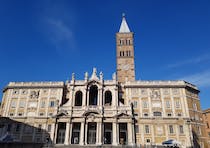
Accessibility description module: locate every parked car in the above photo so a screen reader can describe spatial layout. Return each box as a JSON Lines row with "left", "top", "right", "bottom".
{"left": 162, "top": 139, "right": 181, "bottom": 147}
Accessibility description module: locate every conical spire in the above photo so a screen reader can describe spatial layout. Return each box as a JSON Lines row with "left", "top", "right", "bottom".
{"left": 119, "top": 13, "right": 130, "bottom": 33}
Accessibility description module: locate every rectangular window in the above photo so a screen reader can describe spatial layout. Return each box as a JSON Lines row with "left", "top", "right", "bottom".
{"left": 10, "top": 101, "right": 16, "bottom": 108}
{"left": 135, "top": 125, "right": 139, "bottom": 133}
{"left": 153, "top": 112, "right": 162, "bottom": 117}
{"left": 143, "top": 101, "right": 148, "bottom": 108}
{"left": 175, "top": 100, "right": 180, "bottom": 108}
{"left": 19, "top": 100, "right": 25, "bottom": 108}
{"left": 41, "top": 101, "right": 45, "bottom": 108}
{"left": 179, "top": 125, "right": 184, "bottom": 134}
{"left": 49, "top": 101, "right": 55, "bottom": 107}
{"left": 133, "top": 101, "right": 138, "bottom": 108}
{"left": 145, "top": 125, "right": 150, "bottom": 134}
{"left": 169, "top": 125, "right": 174, "bottom": 134}
{"left": 166, "top": 101, "right": 171, "bottom": 108}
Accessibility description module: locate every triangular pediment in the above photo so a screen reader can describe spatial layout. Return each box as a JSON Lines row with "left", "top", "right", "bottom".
{"left": 114, "top": 112, "right": 132, "bottom": 118}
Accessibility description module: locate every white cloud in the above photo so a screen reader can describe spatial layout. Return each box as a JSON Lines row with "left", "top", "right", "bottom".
{"left": 46, "top": 18, "right": 76, "bottom": 53}
{"left": 167, "top": 54, "right": 210, "bottom": 68}
{"left": 179, "top": 70, "right": 210, "bottom": 88}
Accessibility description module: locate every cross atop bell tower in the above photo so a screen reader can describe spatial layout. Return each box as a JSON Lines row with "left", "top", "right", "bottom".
{"left": 116, "top": 14, "right": 135, "bottom": 83}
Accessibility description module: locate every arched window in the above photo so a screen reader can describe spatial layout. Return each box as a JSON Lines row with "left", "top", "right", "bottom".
{"left": 105, "top": 91, "right": 112, "bottom": 106}
{"left": 89, "top": 85, "right": 98, "bottom": 105}
{"left": 75, "top": 91, "right": 82, "bottom": 106}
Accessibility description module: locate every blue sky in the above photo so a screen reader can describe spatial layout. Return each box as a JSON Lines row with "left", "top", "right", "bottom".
{"left": 0, "top": 0, "right": 210, "bottom": 109}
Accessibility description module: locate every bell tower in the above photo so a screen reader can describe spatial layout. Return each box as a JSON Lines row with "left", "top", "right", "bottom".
{"left": 116, "top": 14, "right": 135, "bottom": 83}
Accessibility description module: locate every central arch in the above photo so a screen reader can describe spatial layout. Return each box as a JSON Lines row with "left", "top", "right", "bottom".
{"left": 89, "top": 85, "right": 98, "bottom": 105}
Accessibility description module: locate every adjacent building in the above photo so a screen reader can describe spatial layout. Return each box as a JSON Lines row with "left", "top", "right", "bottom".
{"left": 203, "top": 108, "right": 210, "bottom": 147}
{"left": 0, "top": 15, "right": 208, "bottom": 147}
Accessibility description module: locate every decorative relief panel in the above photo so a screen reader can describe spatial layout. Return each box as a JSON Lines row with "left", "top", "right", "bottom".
{"left": 150, "top": 89, "right": 161, "bottom": 100}
{"left": 131, "top": 88, "right": 139, "bottom": 97}
{"left": 172, "top": 88, "right": 180, "bottom": 95}
{"left": 30, "top": 90, "right": 40, "bottom": 99}
{"left": 163, "top": 89, "right": 170, "bottom": 95}
{"left": 156, "top": 126, "right": 163, "bottom": 135}
{"left": 140, "top": 89, "right": 147, "bottom": 96}
{"left": 51, "top": 89, "right": 58, "bottom": 95}
{"left": 152, "top": 102, "right": 161, "bottom": 108}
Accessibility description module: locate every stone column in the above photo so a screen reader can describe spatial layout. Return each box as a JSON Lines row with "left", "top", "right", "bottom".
{"left": 80, "top": 121, "right": 85, "bottom": 145}
{"left": 86, "top": 89, "right": 89, "bottom": 106}
{"left": 96, "top": 121, "right": 102, "bottom": 145}
{"left": 53, "top": 122, "right": 58, "bottom": 143}
{"left": 112, "top": 120, "right": 118, "bottom": 145}
{"left": 84, "top": 122, "right": 88, "bottom": 145}
{"left": 69, "top": 122, "right": 73, "bottom": 144}
{"left": 50, "top": 123, "right": 55, "bottom": 142}
{"left": 127, "top": 121, "right": 135, "bottom": 146}
{"left": 83, "top": 90, "right": 86, "bottom": 106}
{"left": 64, "top": 122, "right": 70, "bottom": 145}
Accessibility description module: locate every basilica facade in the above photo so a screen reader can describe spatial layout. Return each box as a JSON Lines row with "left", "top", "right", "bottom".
{"left": 0, "top": 16, "right": 208, "bottom": 147}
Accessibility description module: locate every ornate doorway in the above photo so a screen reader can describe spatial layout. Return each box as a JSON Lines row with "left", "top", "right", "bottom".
{"left": 119, "top": 123, "right": 127, "bottom": 145}
{"left": 87, "top": 122, "right": 96, "bottom": 144}
{"left": 104, "top": 123, "right": 112, "bottom": 144}
{"left": 56, "top": 123, "right": 66, "bottom": 144}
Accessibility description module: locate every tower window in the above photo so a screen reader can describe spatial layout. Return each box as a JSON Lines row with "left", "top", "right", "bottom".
{"left": 122, "top": 51, "right": 124, "bottom": 56}
{"left": 126, "top": 51, "right": 128, "bottom": 56}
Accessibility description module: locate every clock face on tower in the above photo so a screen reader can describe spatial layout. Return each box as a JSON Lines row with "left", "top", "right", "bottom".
{"left": 122, "top": 64, "right": 130, "bottom": 71}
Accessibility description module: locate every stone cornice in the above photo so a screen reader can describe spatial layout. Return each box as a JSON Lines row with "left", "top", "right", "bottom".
{"left": 3, "top": 81, "right": 64, "bottom": 91}
{"left": 123, "top": 80, "right": 199, "bottom": 91}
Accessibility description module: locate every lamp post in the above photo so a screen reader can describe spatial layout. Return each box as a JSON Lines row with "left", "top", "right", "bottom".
{"left": 187, "top": 120, "right": 193, "bottom": 148}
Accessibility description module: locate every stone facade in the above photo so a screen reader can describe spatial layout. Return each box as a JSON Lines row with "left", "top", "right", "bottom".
{"left": 203, "top": 108, "right": 210, "bottom": 147}
{"left": 0, "top": 15, "right": 208, "bottom": 147}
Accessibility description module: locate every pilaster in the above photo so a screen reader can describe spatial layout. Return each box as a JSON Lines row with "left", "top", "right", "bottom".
{"left": 64, "top": 122, "right": 70, "bottom": 145}
{"left": 128, "top": 120, "right": 135, "bottom": 146}
{"left": 96, "top": 121, "right": 102, "bottom": 145}
{"left": 112, "top": 120, "right": 118, "bottom": 145}
{"left": 80, "top": 120, "right": 85, "bottom": 145}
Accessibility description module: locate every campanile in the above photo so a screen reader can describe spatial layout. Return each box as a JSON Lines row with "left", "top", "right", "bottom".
{"left": 116, "top": 14, "right": 135, "bottom": 83}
